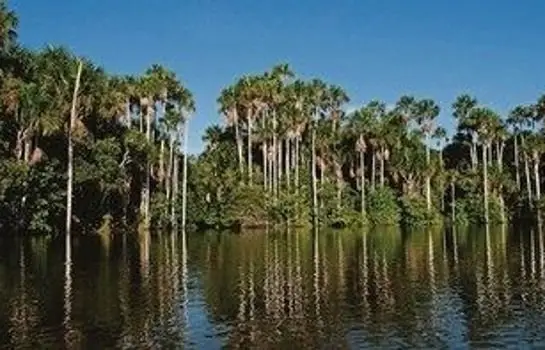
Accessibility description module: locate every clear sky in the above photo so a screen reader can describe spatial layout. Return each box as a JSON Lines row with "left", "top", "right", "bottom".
{"left": 11, "top": 0, "right": 545, "bottom": 153}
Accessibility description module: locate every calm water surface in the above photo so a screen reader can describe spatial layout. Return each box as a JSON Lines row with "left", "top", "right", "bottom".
{"left": 1, "top": 226, "right": 545, "bottom": 349}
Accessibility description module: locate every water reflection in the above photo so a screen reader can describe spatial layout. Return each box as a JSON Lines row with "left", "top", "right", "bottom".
{"left": 1, "top": 226, "right": 545, "bottom": 348}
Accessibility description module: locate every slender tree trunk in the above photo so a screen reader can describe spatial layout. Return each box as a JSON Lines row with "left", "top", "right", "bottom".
{"left": 269, "top": 150, "right": 274, "bottom": 193}
{"left": 171, "top": 152, "right": 179, "bottom": 229}
{"left": 371, "top": 151, "right": 376, "bottom": 190}
{"left": 498, "top": 142, "right": 504, "bottom": 170}
{"left": 295, "top": 136, "right": 300, "bottom": 194}
{"left": 311, "top": 128, "right": 318, "bottom": 225}
{"left": 235, "top": 112, "right": 244, "bottom": 176}
{"left": 247, "top": 111, "right": 253, "bottom": 184}
{"left": 126, "top": 101, "right": 131, "bottom": 128}
{"left": 23, "top": 138, "right": 32, "bottom": 164}
{"left": 360, "top": 150, "right": 366, "bottom": 218}
{"left": 380, "top": 149, "right": 385, "bottom": 188}
{"left": 66, "top": 61, "right": 83, "bottom": 235}
{"left": 263, "top": 141, "right": 268, "bottom": 190}
{"left": 483, "top": 144, "right": 489, "bottom": 224}
{"left": 440, "top": 149, "right": 445, "bottom": 211}
{"left": 426, "top": 137, "right": 431, "bottom": 211}
{"left": 181, "top": 120, "right": 189, "bottom": 230}
{"left": 167, "top": 135, "right": 174, "bottom": 206}
{"left": 523, "top": 137, "right": 533, "bottom": 205}
{"left": 471, "top": 135, "right": 478, "bottom": 170}
{"left": 15, "top": 129, "right": 24, "bottom": 161}
{"left": 160, "top": 139, "right": 165, "bottom": 186}
{"left": 335, "top": 161, "right": 343, "bottom": 210}
{"left": 141, "top": 109, "right": 152, "bottom": 227}
{"left": 451, "top": 180, "right": 456, "bottom": 224}
{"left": 514, "top": 135, "right": 521, "bottom": 189}
{"left": 272, "top": 110, "right": 277, "bottom": 198}
{"left": 488, "top": 144, "right": 493, "bottom": 166}
{"left": 285, "top": 138, "right": 290, "bottom": 190}
{"left": 278, "top": 140, "right": 283, "bottom": 189}
{"left": 534, "top": 153, "right": 541, "bottom": 202}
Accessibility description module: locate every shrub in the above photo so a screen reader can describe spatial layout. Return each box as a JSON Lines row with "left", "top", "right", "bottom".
{"left": 366, "top": 187, "right": 400, "bottom": 226}
{"left": 400, "top": 195, "right": 442, "bottom": 227}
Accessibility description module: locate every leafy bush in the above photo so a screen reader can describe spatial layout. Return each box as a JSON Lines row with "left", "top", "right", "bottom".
{"left": 366, "top": 187, "right": 400, "bottom": 226}
{"left": 456, "top": 194, "right": 507, "bottom": 225}
{"left": 400, "top": 195, "right": 442, "bottom": 227}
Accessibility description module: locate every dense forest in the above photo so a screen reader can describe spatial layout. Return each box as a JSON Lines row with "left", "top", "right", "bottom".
{"left": 1, "top": 1, "right": 544, "bottom": 235}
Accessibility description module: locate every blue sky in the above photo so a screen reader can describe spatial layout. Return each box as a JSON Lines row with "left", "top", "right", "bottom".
{"left": 11, "top": 0, "right": 545, "bottom": 153}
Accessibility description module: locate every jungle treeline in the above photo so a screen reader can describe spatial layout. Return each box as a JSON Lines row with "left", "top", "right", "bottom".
{"left": 1, "top": 1, "right": 544, "bottom": 234}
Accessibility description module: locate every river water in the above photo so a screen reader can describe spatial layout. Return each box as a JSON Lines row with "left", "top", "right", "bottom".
{"left": 1, "top": 226, "right": 544, "bottom": 349}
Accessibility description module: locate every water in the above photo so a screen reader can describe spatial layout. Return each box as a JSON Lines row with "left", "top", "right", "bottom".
{"left": 1, "top": 226, "right": 545, "bottom": 349}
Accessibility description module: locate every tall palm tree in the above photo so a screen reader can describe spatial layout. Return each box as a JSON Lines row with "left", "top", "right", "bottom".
{"left": 0, "top": 0, "right": 17, "bottom": 52}
{"left": 453, "top": 94, "right": 479, "bottom": 170}
{"left": 473, "top": 107, "right": 500, "bottom": 224}
{"left": 218, "top": 86, "right": 244, "bottom": 176}
{"left": 415, "top": 98, "right": 440, "bottom": 211}
{"left": 66, "top": 60, "right": 83, "bottom": 235}
{"left": 507, "top": 106, "right": 528, "bottom": 190}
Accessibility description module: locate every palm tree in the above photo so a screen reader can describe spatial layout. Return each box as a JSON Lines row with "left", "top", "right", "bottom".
{"left": 453, "top": 94, "right": 479, "bottom": 170}
{"left": 66, "top": 60, "right": 83, "bottom": 235}
{"left": 218, "top": 86, "right": 244, "bottom": 176}
{"left": 179, "top": 86, "right": 195, "bottom": 231}
{"left": 507, "top": 106, "right": 528, "bottom": 190}
{"left": 0, "top": 0, "right": 18, "bottom": 52}
{"left": 415, "top": 98, "right": 440, "bottom": 211}
{"left": 473, "top": 107, "right": 500, "bottom": 224}
{"left": 433, "top": 127, "right": 447, "bottom": 210}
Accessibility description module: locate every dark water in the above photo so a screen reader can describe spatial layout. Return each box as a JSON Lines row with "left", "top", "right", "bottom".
{"left": 1, "top": 226, "right": 545, "bottom": 349}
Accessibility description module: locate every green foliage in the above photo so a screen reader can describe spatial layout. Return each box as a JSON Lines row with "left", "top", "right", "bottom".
{"left": 366, "top": 187, "right": 400, "bottom": 226}
{"left": 400, "top": 195, "right": 442, "bottom": 227}
{"left": 456, "top": 194, "right": 506, "bottom": 225}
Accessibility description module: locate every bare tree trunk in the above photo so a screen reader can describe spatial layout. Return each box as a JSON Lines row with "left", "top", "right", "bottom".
{"left": 126, "top": 101, "right": 131, "bottom": 128}
{"left": 23, "top": 138, "right": 32, "bottom": 164}
{"left": 311, "top": 128, "right": 318, "bottom": 226}
{"left": 335, "top": 161, "right": 343, "bottom": 210}
{"left": 514, "top": 135, "right": 520, "bottom": 189}
{"left": 285, "top": 139, "right": 290, "bottom": 190}
{"left": 440, "top": 149, "right": 445, "bottom": 211}
{"left": 295, "top": 136, "right": 300, "bottom": 195}
{"left": 360, "top": 150, "right": 366, "bottom": 218}
{"left": 534, "top": 153, "right": 541, "bottom": 202}
{"left": 263, "top": 141, "right": 268, "bottom": 190}
{"left": 66, "top": 61, "right": 83, "bottom": 236}
{"left": 272, "top": 110, "right": 277, "bottom": 198}
{"left": 278, "top": 140, "right": 283, "bottom": 189}
{"left": 247, "top": 111, "right": 253, "bottom": 184}
{"left": 235, "top": 112, "right": 244, "bottom": 175}
{"left": 15, "top": 129, "right": 24, "bottom": 161}
{"left": 181, "top": 120, "right": 189, "bottom": 230}
{"left": 171, "top": 152, "right": 179, "bottom": 229}
{"left": 160, "top": 139, "right": 165, "bottom": 186}
{"left": 166, "top": 135, "right": 174, "bottom": 205}
{"left": 380, "top": 149, "right": 385, "bottom": 188}
{"left": 483, "top": 144, "right": 489, "bottom": 224}
{"left": 488, "top": 144, "right": 493, "bottom": 166}
{"left": 140, "top": 109, "right": 152, "bottom": 227}
{"left": 451, "top": 180, "right": 456, "bottom": 224}
{"left": 426, "top": 137, "right": 431, "bottom": 211}
{"left": 371, "top": 152, "right": 376, "bottom": 190}
{"left": 269, "top": 150, "right": 274, "bottom": 193}
{"left": 523, "top": 136, "right": 533, "bottom": 205}
{"left": 471, "top": 135, "right": 478, "bottom": 170}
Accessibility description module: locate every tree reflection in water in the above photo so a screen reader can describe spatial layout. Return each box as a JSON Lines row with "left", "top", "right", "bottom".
{"left": 1, "top": 226, "right": 545, "bottom": 348}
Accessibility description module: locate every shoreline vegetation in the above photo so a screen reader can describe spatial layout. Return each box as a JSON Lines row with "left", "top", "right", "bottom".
{"left": 1, "top": 2, "right": 545, "bottom": 235}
